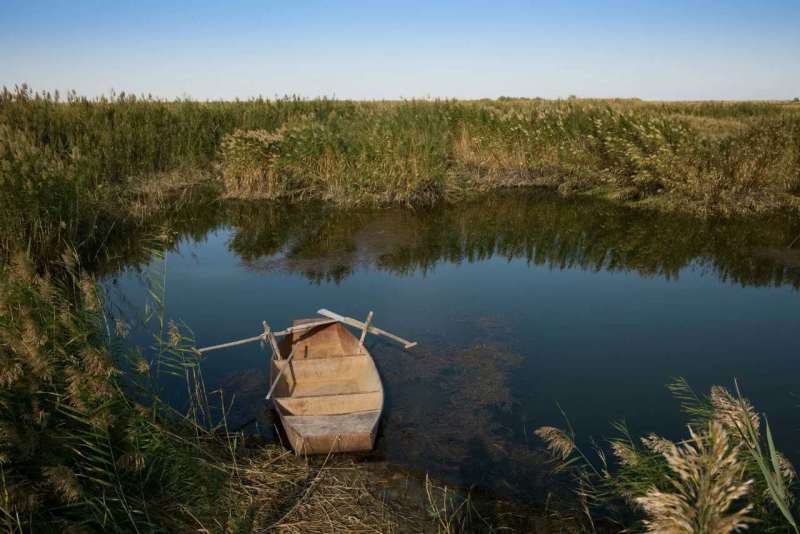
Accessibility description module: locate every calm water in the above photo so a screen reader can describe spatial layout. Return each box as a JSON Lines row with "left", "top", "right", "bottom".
{"left": 105, "top": 191, "right": 800, "bottom": 499}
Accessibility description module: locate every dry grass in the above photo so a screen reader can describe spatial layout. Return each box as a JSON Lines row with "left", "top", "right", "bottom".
{"left": 535, "top": 381, "right": 800, "bottom": 533}
{"left": 224, "top": 444, "right": 557, "bottom": 534}
{"left": 126, "top": 167, "right": 220, "bottom": 218}
{"left": 635, "top": 422, "right": 755, "bottom": 534}
{"left": 536, "top": 427, "right": 576, "bottom": 462}
{"left": 229, "top": 447, "right": 431, "bottom": 533}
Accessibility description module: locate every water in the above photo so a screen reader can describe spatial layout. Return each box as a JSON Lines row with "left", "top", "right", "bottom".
{"left": 105, "top": 190, "right": 800, "bottom": 499}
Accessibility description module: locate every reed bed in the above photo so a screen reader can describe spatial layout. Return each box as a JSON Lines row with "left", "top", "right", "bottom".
{"left": 3, "top": 86, "right": 800, "bottom": 266}
{"left": 536, "top": 379, "right": 800, "bottom": 533}
{"left": 0, "top": 252, "right": 234, "bottom": 532}
{"left": 216, "top": 98, "right": 800, "bottom": 213}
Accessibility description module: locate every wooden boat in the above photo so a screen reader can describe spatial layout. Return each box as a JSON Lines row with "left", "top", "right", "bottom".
{"left": 269, "top": 319, "right": 384, "bottom": 454}
{"left": 197, "top": 308, "right": 416, "bottom": 456}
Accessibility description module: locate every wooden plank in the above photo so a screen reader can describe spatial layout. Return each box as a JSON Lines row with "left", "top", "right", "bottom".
{"left": 317, "top": 308, "right": 417, "bottom": 349}
{"left": 275, "top": 392, "right": 382, "bottom": 416}
{"left": 283, "top": 410, "right": 380, "bottom": 437}
{"left": 273, "top": 318, "right": 337, "bottom": 337}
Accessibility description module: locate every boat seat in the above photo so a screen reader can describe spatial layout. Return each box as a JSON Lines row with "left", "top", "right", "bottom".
{"left": 291, "top": 378, "right": 362, "bottom": 397}
{"left": 273, "top": 354, "right": 379, "bottom": 396}
{"left": 275, "top": 391, "right": 382, "bottom": 416}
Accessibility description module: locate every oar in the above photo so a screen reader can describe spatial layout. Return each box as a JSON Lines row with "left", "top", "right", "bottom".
{"left": 197, "top": 319, "right": 338, "bottom": 354}
{"left": 317, "top": 308, "right": 417, "bottom": 349}
{"left": 197, "top": 334, "right": 264, "bottom": 354}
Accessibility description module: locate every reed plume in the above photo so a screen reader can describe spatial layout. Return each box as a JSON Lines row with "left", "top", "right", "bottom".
{"left": 535, "top": 426, "right": 575, "bottom": 460}
{"left": 611, "top": 440, "right": 641, "bottom": 468}
{"left": 711, "top": 385, "right": 760, "bottom": 437}
{"left": 635, "top": 422, "right": 754, "bottom": 534}
{"left": 641, "top": 433, "right": 675, "bottom": 455}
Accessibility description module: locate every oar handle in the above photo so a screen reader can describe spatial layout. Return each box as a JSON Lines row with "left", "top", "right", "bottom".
{"left": 197, "top": 319, "right": 338, "bottom": 354}
{"left": 317, "top": 308, "right": 417, "bottom": 349}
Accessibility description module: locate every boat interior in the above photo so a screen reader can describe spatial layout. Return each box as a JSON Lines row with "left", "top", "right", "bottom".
{"left": 271, "top": 321, "right": 383, "bottom": 417}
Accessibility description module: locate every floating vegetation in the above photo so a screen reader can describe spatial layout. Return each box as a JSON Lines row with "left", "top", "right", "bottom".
{"left": 375, "top": 337, "right": 557, "bottom": 501}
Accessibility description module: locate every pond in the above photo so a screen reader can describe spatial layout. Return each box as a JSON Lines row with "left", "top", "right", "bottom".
{"left": 105, "top": 190, "right": 800, "bottom": 500}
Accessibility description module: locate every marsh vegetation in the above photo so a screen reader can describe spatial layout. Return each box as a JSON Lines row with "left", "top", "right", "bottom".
{"left": 3, "top": 86, "right": 800, "bottom": 263}
{"left": 537, "top": 380, "right": 800, "bottom": 533}
{"left": 2, "top": 86, "right": 800, "bottom": 532}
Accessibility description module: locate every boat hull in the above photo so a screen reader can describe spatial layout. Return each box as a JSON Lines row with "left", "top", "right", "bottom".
{"left": 269, "top": 320, "right": 383, "bottom": 455}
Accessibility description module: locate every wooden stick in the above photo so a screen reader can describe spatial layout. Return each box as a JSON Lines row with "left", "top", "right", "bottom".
{"left": 263, "top": 321, "right": 282, "bottom": 360}
{"left": 197, "top": 334, "right": 264, "bottom": 354}
{"left": 196, "top": 319, "right": 338, "bottom": 354}
{"left": 273, "top": 319, "right": 337, "bottom": 337}
{"left": 265, "top": 347, "right": 296, "bottom": 400}
{"left": 359, "top": 311, "right": 374, "bottom": 347}
{"left": 317, "top": 308, "right": 417, "bottom": 349}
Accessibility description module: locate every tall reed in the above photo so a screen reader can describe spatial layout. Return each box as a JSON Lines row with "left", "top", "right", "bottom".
{"left": 0, "top": 251, "right": 243, "bottom": 531}
{"left": 536, "top": 379, "right": 799, "bottom": 533}
{"left": 2, "top": 86, "right": 799, "bottom": 270}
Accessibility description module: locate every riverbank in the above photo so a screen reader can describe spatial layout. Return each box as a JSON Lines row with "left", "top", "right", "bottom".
{"left": 0, "top": 251, "right": 581, "bottom": 532}
{"left": 3, "top": 88, "right": 800, "bottom": 264}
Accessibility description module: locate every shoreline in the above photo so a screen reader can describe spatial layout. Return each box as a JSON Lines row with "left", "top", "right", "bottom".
{"left": 230, "top": 438, "right": 583, "bottom": 532}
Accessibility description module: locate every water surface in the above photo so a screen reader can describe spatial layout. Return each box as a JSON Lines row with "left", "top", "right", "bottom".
{"left": 105, "top": 191, "right": 800, "bottom": 499}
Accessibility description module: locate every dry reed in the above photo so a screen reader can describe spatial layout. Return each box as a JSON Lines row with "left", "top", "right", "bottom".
{"left": 635, "top": 422, "right": 754, "bottom": 534}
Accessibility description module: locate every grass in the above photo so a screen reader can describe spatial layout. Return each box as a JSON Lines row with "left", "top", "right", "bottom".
{"left": 2, "top": 86, "right": 800, "bottom": 266}
{"left": 0, "top": 252, "right": 230, "bottom": 531}
{"left": 2, "top": 86, "right": 799, "bottom": 531}
{"left": 216, "top": 98, "right": 800, "bottom": 213}
{"left": 536, "top": 379, "right": 800, "bottom": 533}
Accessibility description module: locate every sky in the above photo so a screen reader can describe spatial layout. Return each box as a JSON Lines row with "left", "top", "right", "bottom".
{"left": 1, "top": 0, "right": 798, "bottom": 101}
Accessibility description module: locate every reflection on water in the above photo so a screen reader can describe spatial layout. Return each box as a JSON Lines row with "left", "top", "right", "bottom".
{"left": 221, "top": 192, "right": 800, "bottom": 288}
{"left": 105, "top": 189, "right": 800, "bottom": 499}
{"left": 106, "top": 189, "right": 800, "bottom": 288}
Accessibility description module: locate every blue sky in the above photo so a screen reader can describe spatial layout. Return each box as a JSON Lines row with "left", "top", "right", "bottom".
{"left": 1, "top": 1, "right": 798, "bottom": 100}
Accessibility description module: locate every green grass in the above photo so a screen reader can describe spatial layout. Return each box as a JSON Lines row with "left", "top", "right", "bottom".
{"left": 2, "top": 86, "right": 800, "bottom": 266}
{"left": 0, "top": 252, "right": 239, "bottom": 532}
